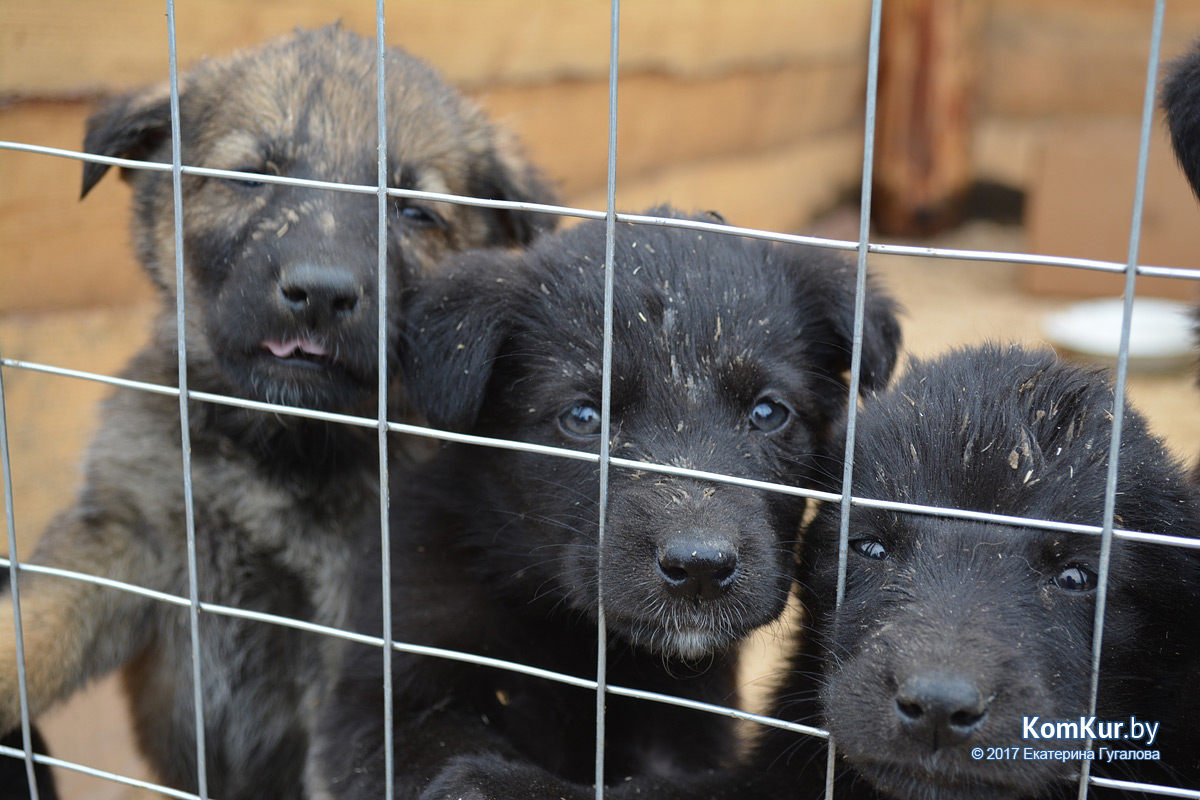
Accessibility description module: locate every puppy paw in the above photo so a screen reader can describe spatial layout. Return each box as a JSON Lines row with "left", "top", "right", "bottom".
{"left": 421, "top": 753, "right": 588, "bottom": 800}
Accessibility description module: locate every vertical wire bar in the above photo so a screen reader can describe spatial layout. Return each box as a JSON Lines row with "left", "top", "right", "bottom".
{"left": 0, "top": 357, "right": 38, "bottom": 800}
{"left": 827, "top": 1, "right": 883, "bottom": 796}
{"left": 374, "top": 3, "right": 395, "bottom": 800}
{"left": 1076, "top": 2, "right": 1164, "bottom": 796}
{"left": 594, "top": 0, "right": 621, "bottom": 796}
{"left": 164, "top": 2, "right": 208, "bottom": 798}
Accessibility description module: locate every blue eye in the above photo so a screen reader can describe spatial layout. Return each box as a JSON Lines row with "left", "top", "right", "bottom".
{"left": 558, "top": 403, "right": 602, "bottom": 438}
{"left": 851, "top": 538, "right": 888, "bottom": 560}
{"left": 1052, "top": 565, "right": 1097, "bottom": 593}
{"left": 750, "top": 397, "right": 791, "bottom": 433}
{"left": 396, "top": 202, "right": 444, "bottom": 228}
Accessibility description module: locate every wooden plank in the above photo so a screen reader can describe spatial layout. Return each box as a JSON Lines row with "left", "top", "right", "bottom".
{"left": 0, "top": 101, "right": 154, "bottom": 314}
{"left": 0, "top": 95, "right": 864, "bottom": 313}
{"left": 980, "top": 0, "right": 1200, "bottom": 117}
{"left": 0, "top": 0, "right": 869, "bottom": 96}
{"left": 481, "top": 62, "right": 866, "bottom": 198}
{"left": 1, "top": 56, "right": 866, "bottom": 312}
{"left": 572, "top": 132, "right": 866, "bottom": 235}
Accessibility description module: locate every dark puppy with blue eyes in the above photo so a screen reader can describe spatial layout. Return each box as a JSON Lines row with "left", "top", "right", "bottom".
{"left": 0, "top": 26, "right": 553, "bottom": 800}
{"left": 308, "top": 210, "right": 902, "bottom": 799}
{"left": 752, "top": 344, "right": 1200, "bottom": 800}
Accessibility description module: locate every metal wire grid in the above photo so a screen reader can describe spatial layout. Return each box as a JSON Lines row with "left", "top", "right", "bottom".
{"left": 1, "top": 1, "right": 1199, "bottom": 799}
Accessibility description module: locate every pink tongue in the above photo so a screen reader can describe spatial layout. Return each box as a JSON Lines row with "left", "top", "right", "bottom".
{"left": 263, "top": 338, "right": 328, "bottom": 358}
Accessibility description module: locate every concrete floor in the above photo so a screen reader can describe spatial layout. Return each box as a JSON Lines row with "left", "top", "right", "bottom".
{"left": 2, "top": 217, "right": 1198, "bottom": 798}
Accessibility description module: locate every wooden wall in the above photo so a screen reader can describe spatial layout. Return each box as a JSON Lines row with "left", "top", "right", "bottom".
{"left": 3, "top": 0, "right": 1200, "bottom": 309}
{"left": 0, "top": 0, "right": 872, "bottom": 313}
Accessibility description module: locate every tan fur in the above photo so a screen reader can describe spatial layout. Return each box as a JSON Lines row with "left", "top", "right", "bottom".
{"left": 0, "top": 25, "right": 554, "bottom": 800}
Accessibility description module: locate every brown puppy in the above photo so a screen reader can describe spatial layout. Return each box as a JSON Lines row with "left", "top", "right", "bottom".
{"left": 0, "top": 25, "right": 553, "bottom": 800}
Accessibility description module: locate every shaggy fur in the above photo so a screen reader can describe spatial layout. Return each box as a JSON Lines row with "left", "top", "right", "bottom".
{"left": 0, "top": 26, "right": 554, "bottom": 800}
{"left": 1161, "top": 38, "right": 1200, "bottom": 416}
{"left": 307, "top": 210, "right": 902, "bottom": 799}
{"left": 753, "top": 344, "right": 1200, "bottom": 799}
{"left": 1162, "top": 38, "right": 1200, "bottom": 206}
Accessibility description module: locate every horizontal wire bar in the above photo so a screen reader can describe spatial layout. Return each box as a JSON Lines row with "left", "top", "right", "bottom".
{"left": 1, "top": 562, "right": 193, "bottom": 606}
{"left": 1086, "top": 775, "right": 1200, "bottom": 799}
{"left": 5, "top": 565, "right": 1191, "bottom": 796}
{"left": 0, "top": 140, "right": 590, "bottom": 222}
{"left": 848, "top": 496, "right": 1200, "bottom": 550}
{"left": 615, "top": 211, "right": 1200, "bottom": 280}
{"left": 4, "top": 739, "right": 1193, "bottom": 800}
{"left": 3, "top": 355, "right": 1197, "bottom": 550}
{"left": 4, "top": 138, "right": 1200, "bottom": 281}
{"left": 0, "top": 356, "right": 600, "bottom": 460}
{"left": 2, "top": 743, "right": 1195, "bottom": 800}
{"left": 602, "top": 685, "right": 828, "bottom": 739}
{"left": 0, "top": 744, "right": 200, "bottom": 800}
{"left": 0, "top": 558, "right": 825, "bottom": 741}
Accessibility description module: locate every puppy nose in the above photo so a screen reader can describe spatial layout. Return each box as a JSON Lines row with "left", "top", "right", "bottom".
{"left": 894, "top": 671, "right": 989, "bottom": 746}
{"left": 656, "top": 533, "right": 738, "bottom": 600}
{"left": 279, "top": 263, "right": 362, "bottom": 322}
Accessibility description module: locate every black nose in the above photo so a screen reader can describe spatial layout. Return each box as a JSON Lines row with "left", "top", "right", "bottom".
{"left": 278, "top": 263, "right": 362, "bottom": 323}
{"left": 656, "top": 533, "right": 738, "bottom": 600}
{"left": 894, "top": 671, "right": 989, "bottom": 746}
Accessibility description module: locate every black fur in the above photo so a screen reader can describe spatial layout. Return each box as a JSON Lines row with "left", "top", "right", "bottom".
{"left": 0, "top": 727, "right": 57, "bottom": 800}
{"left": 1160, "top": 39, "right": 1200, "bottom": 403}
{"left": 308, "top": 210, "right": 902, "bottom": 799}
{"left": 1162, "top": 39, "right": 1200, "bottom": 206}
{"left": 753, "top": 344, "right": 1200, "bottom": 799}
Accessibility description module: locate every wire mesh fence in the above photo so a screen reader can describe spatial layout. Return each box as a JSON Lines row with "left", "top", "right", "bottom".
{"left": 2, "top": 1, "right": 1200, "bottom": 799}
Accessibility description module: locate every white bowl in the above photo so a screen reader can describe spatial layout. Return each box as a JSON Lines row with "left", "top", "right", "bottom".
{"left": 1041, "top": 297, "right": 1195, "bottom": 373}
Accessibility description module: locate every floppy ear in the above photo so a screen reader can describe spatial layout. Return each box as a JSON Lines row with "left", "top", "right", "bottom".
{"left": 399, "top": 252, "right": 519, "bottom": 431}
{"left": 790, "top": 248, "right": 903, "bottom": 394}
{"left": 851, "top": 274, "right": 903, "bottom": 391}
{"left": 81, "top": 82, "right": 174, "bottom": 198}
{"left": 468, "top": 129, "right": 560, "bottom": 246}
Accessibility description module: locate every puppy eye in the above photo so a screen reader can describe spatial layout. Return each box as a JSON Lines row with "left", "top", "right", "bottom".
{"left": 558, "top": 403, "right": 602, "bottom": 439}
{"left": 749, "top": 397, "right": 791, "bottom": 433}
{"left": 223, "top": 166, "right": 268, "bottom": 190}
{"left": 1052, "top": 564, "right": 1097, "bottom": 593}
{"left": 395, "top": 202, "right": 445, "bottom": 229}
{"left": 850, "top": 538, "right": 888, "bottom": 560}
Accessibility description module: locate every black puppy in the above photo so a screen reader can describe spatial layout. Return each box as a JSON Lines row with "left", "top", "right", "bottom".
{"left": 750, "top": 344, "right": 1200, "bottom": 800}
{"left": 308, "top": 210, "right": 902, "bottom": 799}
{"left": 1162, "top": 38, "right": 1200, "bottom": 204}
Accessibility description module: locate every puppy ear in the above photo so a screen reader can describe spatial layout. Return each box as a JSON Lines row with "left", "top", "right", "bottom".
{"left": 399, "top": 252, "right": 517, "bottom": 431}
{"left": 81, "top": 82, "right": 174, "bottom": 199}
{"left": 1163, "top": 40, "right": 1200, "bottom": 202}
{"left": 790, "top": 248, "right": 903, "bottom": 394}
{"left": 468, "top": 129, "right": 560, "bottom": 246}
{"left": 851, "top": 275, "right": 903, "bottom": 391}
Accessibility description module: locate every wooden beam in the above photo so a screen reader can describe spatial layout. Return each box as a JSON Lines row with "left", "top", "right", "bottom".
{"left": 872, "top": 0, "right": 983, "bottom": 236}
{"left": 0, "top": 0, "right": 870, "bottom": 96}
